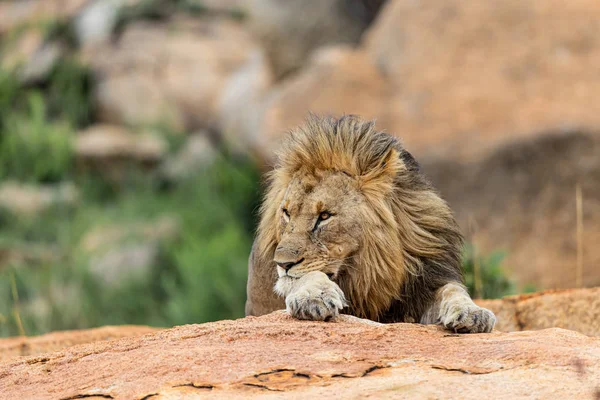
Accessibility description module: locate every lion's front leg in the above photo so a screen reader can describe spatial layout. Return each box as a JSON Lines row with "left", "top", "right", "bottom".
{"left": 422, "top": 282, "right": 496, "bottom": 333}
{"left": 274, "top": 271, "right": 347, "bottom": 321}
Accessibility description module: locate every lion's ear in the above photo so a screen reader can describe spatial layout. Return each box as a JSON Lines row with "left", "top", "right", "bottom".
{"left": 359, "top": 147, "right": 404, "bottom": 194}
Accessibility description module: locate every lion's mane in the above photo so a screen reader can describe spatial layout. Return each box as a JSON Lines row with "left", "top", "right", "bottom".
{"left": 252, "top": 115, "right": 464, "bottom": 322}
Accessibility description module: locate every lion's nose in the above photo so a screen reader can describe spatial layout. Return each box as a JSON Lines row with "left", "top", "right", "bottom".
{"left": 275, "top": 258, "right": 304, "bottom": 271}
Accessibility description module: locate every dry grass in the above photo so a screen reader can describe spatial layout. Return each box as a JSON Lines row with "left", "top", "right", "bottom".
{"left": 575, "top": 184, "right": 583, "bottom": 288}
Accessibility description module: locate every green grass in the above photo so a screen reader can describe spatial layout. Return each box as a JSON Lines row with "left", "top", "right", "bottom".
{"left": 0, "top": 54, "right": 93, "bottom": 183}
{"left": 0, "top": 92, "right": 74, "bottom": 182}
{"left": 0, "top": 58, "right": 262, "bottom": 337}
{"left": 462, "top": 244, "right": 515, "bottom": 299}
{"left": 0, "top": 156, "right": 261, "bottom": 337}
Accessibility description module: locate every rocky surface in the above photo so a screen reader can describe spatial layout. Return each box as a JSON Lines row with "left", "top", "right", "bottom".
{"left": 365, "top": 0, "right": 600, "bottom": 160}
{"left": 0, "top": 181, "right": 79, "bottom": 216}
{"left": 254, "top": 47, "right": 389, "bottom": 161}
{"left": 425, "top": 131, "right": 600, "bottom": 289}
{"left": 0, "top": 29, "right": 64, "bottom": 84}
{"left": 86, "top": 18, "right": 258, "bottom": 131}
{"left": 476, "top": 287, "right": 600, "bottom": 336}
{"left": 254, "top": 0, "right": 600, "bottom": 160}
{"left": 243, "top": 0, "right": 382, "bottom": 80}
{"left": 159, "top": 132, "right": 217, "bottom": 183}
{"left": 0, "top": 325, "right": 159, "bottom": 362}
{"left": 0, "top": 0, "right": 87, "bottom": 35}
{"left": 75, "top": 124, "right": 169, "bottom": 181}
{"left": 0, "top": 312, "right": 599, "bottom": 399}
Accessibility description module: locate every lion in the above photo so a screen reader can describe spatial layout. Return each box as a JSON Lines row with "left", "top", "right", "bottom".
{"left": 245, "top": 115, "right": 496, "bottom": 333}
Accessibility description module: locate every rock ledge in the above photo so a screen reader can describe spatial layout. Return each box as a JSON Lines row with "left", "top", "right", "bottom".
{"left": 1, "top": 312, "right": 599, "bottom": 399}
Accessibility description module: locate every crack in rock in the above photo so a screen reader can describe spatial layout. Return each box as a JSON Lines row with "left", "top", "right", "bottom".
{"left": 331, "top": 373, "right": 355, "bottom": 378}
{"left": 243, "top": 383, "right": 285, "bottom": 392}
{"left": 240, "top": 368, "right": 315, "bottom": 391}
{"left": 172, "top": 383, "right": 214, "bottom": 390}
{"left": 431, "top": 365, "right": 500, "bottom": 375}
{"left": 254, "top": 368, "right": 296, "bottom": 378}
{"left": 362, "top": 365, "right": 390, "bottom": 377}
{"left": 26, "top": 357, "right": 50, "bottom": 365}
{"left": 332, "top": 364, "right": 391, "bottom": 378}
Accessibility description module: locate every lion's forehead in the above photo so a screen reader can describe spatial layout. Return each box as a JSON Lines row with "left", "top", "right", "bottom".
{"left": 283, "top": 172, "right": 358, "bottom": 213}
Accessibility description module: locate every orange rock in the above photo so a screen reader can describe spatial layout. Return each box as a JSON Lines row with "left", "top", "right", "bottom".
{"left": 364, "top": 0, "right": 600, "bottom": 161}
{"left": 427, "top": 131, "right": 600, "bottom": 289}
{"left": 477, "top": 287, "right": 600, "bottom": 336}
{"left": 0, "top": 312, "right": 598, "bottom": 399}
{"left": 256, "top": 47, "right": 391, "bottom": 163}
{"left": 0, "top": 325, "right": 159, "bottom": 363}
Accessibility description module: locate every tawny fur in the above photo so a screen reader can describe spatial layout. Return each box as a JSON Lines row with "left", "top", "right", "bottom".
{"left": 247, "top": 114, "right": 464, "bottom": 323}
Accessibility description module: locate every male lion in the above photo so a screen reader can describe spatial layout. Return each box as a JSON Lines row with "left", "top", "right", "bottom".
{"left": 245, "top": 115, "right": 496, "bottom": 333}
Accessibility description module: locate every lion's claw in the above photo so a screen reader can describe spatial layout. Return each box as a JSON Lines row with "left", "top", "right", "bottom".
{"left": 440, "top": 304, "right": 496, "bottom": 333}
{"left": 285, "top": 277, "right": 347, "bottom": 321}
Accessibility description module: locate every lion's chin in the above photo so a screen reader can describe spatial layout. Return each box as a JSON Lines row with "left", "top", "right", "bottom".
{"left": 276, "top": 265, "right": 288, "bottom": 278}
{"left": 274, "top": 275, "right": 296, "bottom": 297}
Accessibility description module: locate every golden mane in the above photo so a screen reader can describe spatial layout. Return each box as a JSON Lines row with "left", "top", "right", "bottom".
{"left": 255, "top": 115, "right": 463, "bottom": 321}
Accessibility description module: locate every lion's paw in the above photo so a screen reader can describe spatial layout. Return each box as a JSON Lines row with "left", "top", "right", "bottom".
{"left": 439, "top": 303, "right": 496, "bottom": 333}
{"left": 285, "top": 279, "right": 347, "bottom": 321}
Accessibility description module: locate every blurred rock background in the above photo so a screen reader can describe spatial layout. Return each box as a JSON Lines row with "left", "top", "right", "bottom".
{"left": 0, "top": 0, "right": 597, "bottom": 336}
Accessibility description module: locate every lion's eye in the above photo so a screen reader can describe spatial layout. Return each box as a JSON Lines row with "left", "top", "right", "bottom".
{"left": 313, "top": 211, "right": 333, "bottom": 232}
{"left": 282, "top": 208, "right": 290, "bottom": 220}
{"left": 319, "top": 212, "right": 331, "bottom": 221}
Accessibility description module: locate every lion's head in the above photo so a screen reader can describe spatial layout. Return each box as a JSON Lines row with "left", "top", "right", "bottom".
{"left": 255, "top": 115, "right": 463, "bottom": 321}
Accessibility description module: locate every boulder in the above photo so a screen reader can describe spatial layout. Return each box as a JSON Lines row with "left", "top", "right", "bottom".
{"left": 252, "top": 0, "right": 600, "bottom": 162}
{"left": 0, "top": 325, "right": 159, "bottom": 362}
{"left": 254, "top": 46, "right": 390, "bottom": 163}
{"left": 160, "top": 132, "right": 217, "bottom": 183}
{"left": 0, "top": 0, "right": 87, "bottom": 35}
{"left": 0, "top": 181, "right": 79, "bottom": 217}
{"left": 86, "top": 18, "right": 258, "bottom": 131}
{"left": 363, "top": 0, "right": 600, "bottom": 160}
{"left": 75, "top": 124, "right": 168, "bottom": 180}
{"left": 242, "top": 0, "right": 383, "bottom": 80}
{"left": 217, "top": 49, "right": 273, "bottom": 157}
{"left": 425, "top": 131, "right": 600, "bottom": 289}
{"left": 75, "top": 124, "right": 167, "bottom": 161}
{"left": 476, "top": 287, "right": 600, "bottom": 337}
{"left": 0, "top": 28, "right": 64, "bottom": 84}
{"left": 74, "top": 0, "right": 121, "bottom": 48}
{"left": 0, "top": 312, "right": 598, "bottom": 399}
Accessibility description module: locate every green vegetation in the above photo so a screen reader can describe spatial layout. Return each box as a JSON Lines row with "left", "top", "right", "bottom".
{"left": 462, "top": 244, "right": 515, "bottom": 299}
{"left": 0, "top": 92, "right": 73, "bottom": 182}
{"left": 0, "top": 56, "right": 261, "bottom": 337}
{"left": 0, "top": 153, "right": 261, "bottom": 337}
{"left": 0, "top": 53, "right": 94, "bottom": 182}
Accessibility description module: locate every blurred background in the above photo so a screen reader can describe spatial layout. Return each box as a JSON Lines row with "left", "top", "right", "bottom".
{"left": 0, "top": 0, "right": 598, "bottom": 337}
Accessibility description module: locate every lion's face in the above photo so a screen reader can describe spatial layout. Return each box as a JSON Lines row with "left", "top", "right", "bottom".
{"left": 273, "top": 170, "right": 363, "bottom": 281}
